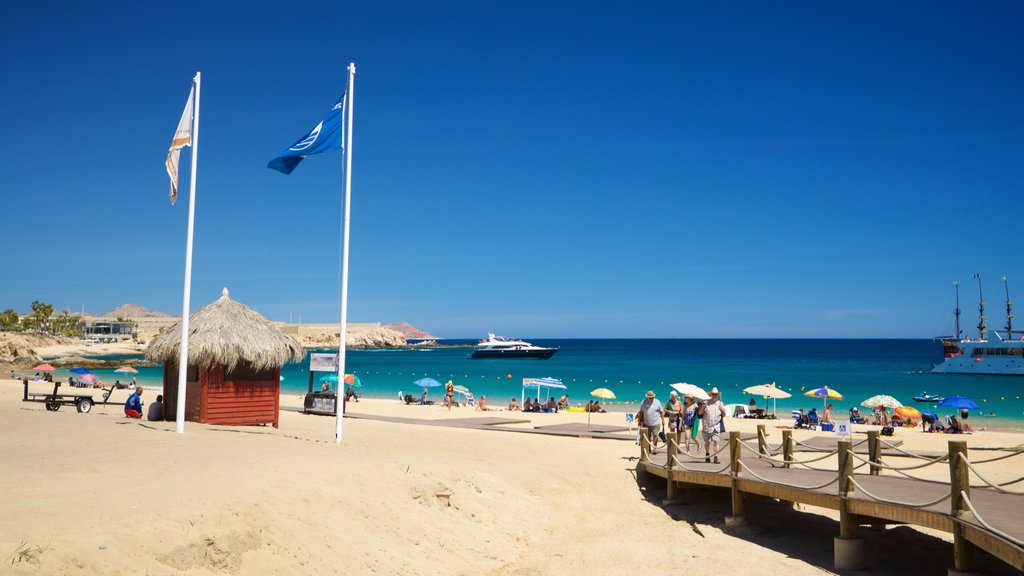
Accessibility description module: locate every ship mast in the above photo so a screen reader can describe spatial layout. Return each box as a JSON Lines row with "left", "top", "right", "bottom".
{"left": 1004, "top": 276, "right": 1014, "bottom": 336}
{"left": 953, "top": 280, "right": 961, "bottom": 339}
{"left": 974, "top": 273, "right": 986, "bottom": 339}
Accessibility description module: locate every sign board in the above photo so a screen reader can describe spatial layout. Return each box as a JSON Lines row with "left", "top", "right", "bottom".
{"left": 310, "top": 353, "right": 339, "bottom": 373}
{"left": 835, "top": 419, "right": 851, "bottom": 439}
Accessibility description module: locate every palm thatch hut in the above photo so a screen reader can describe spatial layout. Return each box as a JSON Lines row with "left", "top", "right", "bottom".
{"left": 146, "top": 288, "right": 304, "bottom": 428}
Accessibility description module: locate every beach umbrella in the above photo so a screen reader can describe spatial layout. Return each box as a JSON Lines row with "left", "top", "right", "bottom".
{"left": 413, "top": 377, "right": 443, "bottom": 388}
{"left": 522, "top": 377, "right": 565, "bottom": 405}
{"left": 79, "top": 374, "right": 97, "bottom": 384}
{"left": 344, "top": 374, "right": 362, "bottom": 387}
{"left": 937, "top": 395, "right": 979, "bottom": 411}
{"left": 669, "top": 382, "right": 710, "bottom": 400}
{"left": 804, "top": 386, "right": 843, "bottom": 410}
{"left": 32, "top": 363, "right": 56, "bottom": 372}
{"left": 589, "top": 388, "right": 616, "bottom": 427}
{"left": 743, "top": 382, "right": 791, "bottom": 415}
{"left": 114, "top": 367, "right": 139, "bottom": 374}
{"left": 69, "top": 367, "right": 92, "bottom": 375}
{"left": 895, "top": 406, "right": 922, "bottom": 420}
{"left": 861, "top": 395, "right": 903, "bottom": 410}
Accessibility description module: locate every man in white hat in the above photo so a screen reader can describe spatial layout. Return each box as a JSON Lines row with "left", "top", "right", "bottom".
{"left": 698, "top": 387, "right": 726, "bottom": 463}
{"left": 638, "top": 390, "right": 664, "bottom": 454}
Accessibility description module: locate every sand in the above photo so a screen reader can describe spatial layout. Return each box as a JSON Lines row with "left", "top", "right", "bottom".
{"left": 3, "top": 379, "right": 1023, "bottom": 575}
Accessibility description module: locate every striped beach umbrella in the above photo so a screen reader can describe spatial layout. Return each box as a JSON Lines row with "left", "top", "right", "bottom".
{"left": 861, "top": 395, "right": 903, "bottom": 409}
{"left": 804, "top": 386, "right": 843, "bottom": 409}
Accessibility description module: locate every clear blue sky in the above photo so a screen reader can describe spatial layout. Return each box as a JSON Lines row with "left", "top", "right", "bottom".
{"left": 2, "top": 1, "right": 1022, "bottom": 338}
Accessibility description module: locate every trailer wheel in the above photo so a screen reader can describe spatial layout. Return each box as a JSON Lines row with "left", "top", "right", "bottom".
{"left": 76, "top": 398, "right": 94, "bottom": 413}
{"left": 45, "top": 399, "right": 61, "bottom": 411}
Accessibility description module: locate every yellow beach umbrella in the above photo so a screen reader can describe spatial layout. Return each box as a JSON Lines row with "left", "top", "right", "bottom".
{"left": 588, "top": 388, "right": 616, "bottom": 427}
{"left": 803, "top": 386, "right": 843, "bottom": 410}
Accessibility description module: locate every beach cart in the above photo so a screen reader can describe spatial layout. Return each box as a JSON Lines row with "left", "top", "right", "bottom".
{"left": 22, "top": 380, "right": 124, "bottom": 413}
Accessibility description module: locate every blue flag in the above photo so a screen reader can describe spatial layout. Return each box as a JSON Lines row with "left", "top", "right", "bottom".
{"left": 268, "top": 94, "right": 345, "bottom": 174}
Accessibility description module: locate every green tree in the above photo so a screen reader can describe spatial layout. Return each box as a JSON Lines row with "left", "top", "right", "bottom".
{"left": 29, "top": 301, "right": 54, "bottom": 334}
{"left": 51, "top": 309, "right": 85, "bottom": 338}
{"left": 0, "top": 308, "right": 20, "bottom": 331}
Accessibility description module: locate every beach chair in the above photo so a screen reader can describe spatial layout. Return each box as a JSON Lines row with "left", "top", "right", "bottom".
{"left": 626, "top": 412, "right": 635, "bottom": 433}
{"left": 807, "top": 411, "right": 820, "bottom": 430}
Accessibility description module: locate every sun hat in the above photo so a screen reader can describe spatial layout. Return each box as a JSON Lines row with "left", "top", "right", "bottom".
{"left": 709, "top": 387, "right": 720, "bottom": 395}
{"left": 645, "top": 390, "right": 655, "bottom": 399}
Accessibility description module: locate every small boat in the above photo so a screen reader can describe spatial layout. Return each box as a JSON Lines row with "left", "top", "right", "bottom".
{"left": 469, "top": 333, "right": 558, "bottom": 359}
{"left": 913, "top": 392, "right": 945, "bottom": 403}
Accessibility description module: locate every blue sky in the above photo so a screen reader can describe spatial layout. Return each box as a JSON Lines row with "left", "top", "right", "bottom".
{"left": 2, "top": 1, "right": 1022, "bottom": 338}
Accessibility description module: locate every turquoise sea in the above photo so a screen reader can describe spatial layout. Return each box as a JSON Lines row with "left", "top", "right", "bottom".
{"left": 41, "top": 339, "right": 1024, "bottom": 431}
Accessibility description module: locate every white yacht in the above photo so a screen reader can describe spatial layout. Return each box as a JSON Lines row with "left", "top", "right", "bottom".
{"left": 932, "top": 275, "right": 1024, "bottom": 376}
{"left": 469, "top": 333, "right": 559, "bottom": 359}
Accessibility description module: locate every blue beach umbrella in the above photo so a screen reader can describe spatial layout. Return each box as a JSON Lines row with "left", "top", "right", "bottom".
{"left": 413, "top": 377, "right": 443, "bottom": 388}
{"left": 937, "top": 395, "right": 979, "bottom": 411}
{"left": 70, "top": 367, "right": 92, "bottom": 375}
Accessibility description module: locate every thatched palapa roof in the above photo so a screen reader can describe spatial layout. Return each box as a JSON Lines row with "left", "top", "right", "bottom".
{"left": 146, "top": 288, "right": 304, "bottom": 372}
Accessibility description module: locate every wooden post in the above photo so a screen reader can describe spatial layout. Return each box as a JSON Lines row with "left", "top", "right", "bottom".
{"left": 782, "top": 429, "right": 793, "bottom": 469}
{"left": 666, "top": 434, "right": 679, "bottom": 503}
{"left": 639, "top": 428, "right": 650, "bottom": 463}
{"left": 867, "top": 430, "right": 881, "bottom": 476}
{"left": 948, "top": 440, "right": 975, "bottom": 574}
{"left": 834, "top": 439, "right": 864, "bottom": 569}
{"left": 757, "top": 424, "right": 767, "bottom": 456}
{"left": 729, "top": 430, "right": 744, "bottom": 519}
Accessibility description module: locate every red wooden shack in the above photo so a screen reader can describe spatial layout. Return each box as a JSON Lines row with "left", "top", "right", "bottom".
{"left": 146, "top": 288, "right": 304, "bottom": 428}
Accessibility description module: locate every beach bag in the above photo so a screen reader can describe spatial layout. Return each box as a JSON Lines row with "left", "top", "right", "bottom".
{"left": 658, "top": 430, "right": 666, "bottom": 442}
{"left": 691, "top": 417, "right": 701, "bottom": 439}
{"left": 719, "top": 418, "right": 726, "bottom": 433}
{"left": 881, "top": 426, "right": 894, "bottom": 437}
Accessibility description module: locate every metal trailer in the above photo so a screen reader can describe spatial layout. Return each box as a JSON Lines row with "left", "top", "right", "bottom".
{"left": 22, "top": 381, "right": 122, "bottom": 414}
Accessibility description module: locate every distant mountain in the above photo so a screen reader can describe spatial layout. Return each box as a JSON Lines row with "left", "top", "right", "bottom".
{"left": 385, "top": 322, "right": 437, "bottom": 339}
{"left": 102, "top": 304, "right": 174, "bottom": 319}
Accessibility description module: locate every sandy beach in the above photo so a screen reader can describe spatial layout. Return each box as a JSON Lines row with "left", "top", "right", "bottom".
{"left": 3, "top": 378, "right": 1023, "bottom": 575}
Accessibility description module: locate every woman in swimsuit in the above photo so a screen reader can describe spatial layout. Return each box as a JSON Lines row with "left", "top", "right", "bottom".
{"left": 445, "top": 380, "right": 455, "bottom": 410}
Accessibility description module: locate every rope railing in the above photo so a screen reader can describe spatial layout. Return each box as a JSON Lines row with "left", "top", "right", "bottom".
{"left": 791, "top": 436, "right": 866, "bottom": 451}
{"left": 960, "top": 454, "right": 1024, "bottom": 495}
{"left": 960, "top": 490, "right": 1024, "bottom": 548}
{"left": 847, "top": 476, "right": 953, "bottom": 508}
{"left": 877, "top": 439, "right": 950, "bottom": 460}
{"left": 738, "top": 460, "right": 840, "bottom": 491}
{"left": 969, "top": 448, "right": 1024, "bottom": 465}
{"left": 846, "top": 450, "right": 948, "bottom": 472}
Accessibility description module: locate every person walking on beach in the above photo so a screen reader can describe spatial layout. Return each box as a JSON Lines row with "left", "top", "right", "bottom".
{"left": 699, "top": 388, "right": 726, "bottom": 463}
{"left": 665, "top": 391, "right": 685, "bottom": 447}
{"left": 638, "top": 391, "right": 664, "bottom": 454}
{"left": 444, "top": 380, "right": 455, "bottom": 410}
{"left": 682, "top": 394, "right": 700, "bottom": 454}
{"left": 124, "top": 387, "right": 143, "bottom": 419}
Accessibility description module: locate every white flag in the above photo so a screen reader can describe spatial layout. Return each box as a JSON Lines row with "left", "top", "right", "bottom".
{"left": 166, "top": 85, "right": 195, "bottom": 205}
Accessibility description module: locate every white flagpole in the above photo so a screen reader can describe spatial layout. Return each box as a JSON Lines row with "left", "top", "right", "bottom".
{"left": 335, "top": 63, "right": 355, "bottom": 443}
{"left": 175, "top": 71, "right": 201, "bottom": 434}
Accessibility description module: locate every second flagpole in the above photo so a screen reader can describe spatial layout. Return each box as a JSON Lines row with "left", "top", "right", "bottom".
{"left": 336, "top": 63, "right": 356, "bottom": 443}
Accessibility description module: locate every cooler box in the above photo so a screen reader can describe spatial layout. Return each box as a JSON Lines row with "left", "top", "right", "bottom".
{"left": 821, "top": 423, "right": 834, "bottom": 432}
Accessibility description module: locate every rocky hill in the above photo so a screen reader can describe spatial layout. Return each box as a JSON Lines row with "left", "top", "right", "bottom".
{"left": 385, "top": 322, "right": 437, "bottom": 339}
{"left": 0, "top": 333, "right": 70, "bottom": 366}
{"left": 102, "top": 304, "right": 174, "bottom": 319}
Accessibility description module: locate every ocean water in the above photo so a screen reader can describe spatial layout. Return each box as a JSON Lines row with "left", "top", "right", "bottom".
{"left": 40, "top": 339, "right": 1024, "bottom": 430}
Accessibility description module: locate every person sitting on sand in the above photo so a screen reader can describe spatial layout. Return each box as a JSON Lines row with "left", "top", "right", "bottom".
{"left": 592, "top": 401, "right": 606, "bottom": 413}
{"left": 557, "top": 394, "right": 569, "bottom": 410}
{"left": 959, "top": 408, "right": 974, "bottom": 433}
{"left": 475, "top": 395, "right": 490, "bottom": 411}
{"left": 147, "top": 394, "right": 164, "bottom": 421}
{"left": 947, "top": 415, "right": 963, "bottom": 434}
{"left": 546, "top": 397, "right": 558, "bottom": 413}
{"left": 585, "top": 400, "right": 594, "bottom": 412}
{"left": 822, "top": 404, "right": 835, "bottom": 425}
{"left": 124, "top": 387, "right": 143, "bottom": 419}
{"left": 523, "top": 398, "right": 533, "bottom": 412}
{"left": 508, "top": 397, "right": 521, "bottom": 411}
